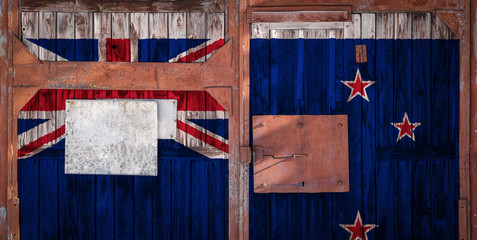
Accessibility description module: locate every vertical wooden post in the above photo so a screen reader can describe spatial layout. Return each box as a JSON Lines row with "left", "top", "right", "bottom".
{"left": 0, "top": 0, "right": 9, "bottom": 236}
{"left": 469, "top": 0, "right": 477, "bottom": 238}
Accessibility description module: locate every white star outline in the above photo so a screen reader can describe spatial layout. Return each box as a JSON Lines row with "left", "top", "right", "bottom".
{"left": 341, "top": 68, "right": 376, "bottom": 102}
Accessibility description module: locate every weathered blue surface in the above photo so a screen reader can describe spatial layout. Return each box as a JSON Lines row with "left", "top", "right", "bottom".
{"left": 19, "top": 139, "right": 229, "bottom": 240}
{"left": 250, "top": 38, "right": 459, "bottom": 240}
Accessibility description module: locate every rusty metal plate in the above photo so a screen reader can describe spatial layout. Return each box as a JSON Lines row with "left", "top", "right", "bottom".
{"left": 252, "top": 115, "right": 349, "bottom": 193}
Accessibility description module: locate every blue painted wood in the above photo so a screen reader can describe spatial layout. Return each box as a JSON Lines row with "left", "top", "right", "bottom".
{"left": 249, "top": 38, "right": 271, "bottom": 240}
{"left": 93, "top": 90, "right": 115, "bottom": 240}
{"left": 38, "top": 158, "right": 59, "bottom": 240}
{"left": 269, "top": 36, "right": 303, "bottom": 240}
{"left": 412, "top": 160, "right": 431, "bottom": 239}
{"left": 430, "top": 38, "right": 452, "bottom": 240}
{"left": 75, "top": 39, "right": 97, "bottom": 61}
{"left": 73, "top": 90, "right": 96, "bottom": 240}
{"left": 333, "top": 36, "right": 363, "bottom": 240}
{"left": 361, "top": 37, "right": 377, "bottom": 240}
{"left": 96, "top": 175, "right": 115, "bottom": 240}
{"left": 449, "top": 39, "right": 460, "bottom": 239}
{"left": 250, "top": 39, "right": 270, "bottom": 116}
{"left": 115, "top": 176, "right": 134, "bottom": 240}
{"left": 376, "top": 160, "right": 394, "bottom": 239}
{"left": 375, "top": 38, "right": 395, "bottom": 240}
{"left": 208, "top": 159, "right": 227, "bottom": 240}
{"left": 19, "top": 158, "right": 39, "bottom": 240}
{"left": 134, "top": 176, "right": 153, "bottom": 240}
{"left": 153, "top": 140, "right": 172, "bottom": 240}
{"left": 412, "top": 39, "right": 431, "bottom": 147}
{"left": 393, "top": 39, "right": 413, "bottom": 239}
{"left": 301, "top": 37, "right": 336, "bottom": 240}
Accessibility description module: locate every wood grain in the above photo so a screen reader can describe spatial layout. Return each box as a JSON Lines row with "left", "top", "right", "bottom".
{"left": 93, "top": 13, "right": 111, "bottom": 62}
{"left": 21, "top": 12, "right": 39, "bottom": 58}
{"left": 21, "top": 0, "right": 226, "bottom": 12}
{"left": 38, "top": 12, "right": 56, "bottom": 61}
{"left": 130, "top": 13, "right": 148, "bottom": 62}
{"left": 57, "top": 13, "right": 74, "bottom": 61}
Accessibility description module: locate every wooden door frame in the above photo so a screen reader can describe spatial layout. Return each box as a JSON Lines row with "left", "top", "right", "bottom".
{"left": 0, "top": 0, "right": 475, "bottom": 240}
{"left": 240, "top": 1, "right": 473, "bottom": 240}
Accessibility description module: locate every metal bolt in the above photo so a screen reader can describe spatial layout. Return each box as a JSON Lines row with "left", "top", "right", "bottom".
{"left": 338, "top": 123, "right": 343, "bottom": 127}
{"left": 338, "top": 180, "right": 343, "bottom": 185}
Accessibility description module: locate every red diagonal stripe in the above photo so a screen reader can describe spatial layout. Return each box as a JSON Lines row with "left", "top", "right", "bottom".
{"left": 177, "top": 120, "right": 228, "bottom": 153}
{"left": 18, "top": 125, "right": 65, "bottom": 157}
{"left": 177, "top": 39, "right": 225, "bottom": 63}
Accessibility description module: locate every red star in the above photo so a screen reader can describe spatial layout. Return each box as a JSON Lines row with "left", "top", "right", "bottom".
{"left": 391, "top": 112, "right": 421, "bottom": 142}
{"left": 340, "top": 211, "right": 376, "bottom": 240}
{"left": 341, "top": 68, "right": 375, "bottom": 102}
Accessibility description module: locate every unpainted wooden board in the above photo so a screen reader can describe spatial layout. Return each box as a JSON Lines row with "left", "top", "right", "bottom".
{"left": 93, "top": 13, "right": 111, "bottom": 62}
{"left": 130, "top": 13, "right": 148, "bottom": 62}
{"left": 57, "top": 12, "right": 74, "bottom": 61}
{"left": 432, "top": 13, "right": 450, "bottom": 40}
{"left": 21, "top": 0, "right": 226, "bottom": 12}
{"left": 39, "top": 12, "right": 56, "bottom": 61}
{"left": 395, "top": 13, "right": 412, "bottom": 39}
{"left": 412, "top": 12, "right": 431, "bottom": 39}
{"left": 186, "top": 13, "right": 206, "bottom": 63}
{"left": 361, "top": 13, "right": 376, "bottom": 39}
{"left": 344, "top": 14, "right": 361, "bottom": 39}
{"left": 377, "top": 13, "right": 394, "bottom": 39}
{"left": 206, "top": 13, "right": 224, "bottom": 60}
{"left": 168, "top": 13, "right": 186, "bottom": 62}
{"left": 21, "top": 12, "right": 39, "bottom": 58}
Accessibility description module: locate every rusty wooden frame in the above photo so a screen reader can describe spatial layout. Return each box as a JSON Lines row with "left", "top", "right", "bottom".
{"left": 20, "top": 0, "right": 226, "bottom": 13}
{"left": 246, "top": 5, "right": 351, "bottom": 23}
{"left": 241, "top": 2, "right": 473, "bottom": 240}
{"left": 0, "top": 1, "right": 475, "bottom": 240}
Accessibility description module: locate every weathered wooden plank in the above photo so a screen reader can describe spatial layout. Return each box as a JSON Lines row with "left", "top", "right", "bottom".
{"left": 75, "top": 12, "right": 94, "bottom": 61}
{"left": 93, "top": 13, "right": 111, "bottom": 62}
{"left": 21, "top": 0, "right": 226, "bottom": 12}
{"left": 394, "top": 13, "right": 412, "bottom": 39}
{"left": 376, "top": 13, "right": 394, "bottom": 39}
{"left": 111, "top": 13, "right": 130, "bottom": 62}
{"left": 37, "top": 90, "right": 58, "bottom": 240}
{"left": 334, "top": 13, "right": 363, "bottom": 240}
{"left": 251, "top": 23, "right": 270, "bottom": 39}
{"left": 21, "top": 12, "right": 39, "bottom": 58}
{"left": 268, "top": 22, "right": 344, "bottom": 30}
{"left": 186, "top": 92, "right": 205, "bottom": 147}
{"left": 206, "top": 13, "right": 225, "bottom": 60}
{"left": 168, "top": 13, "right": 186, "bottom": 62}
{"left": 344, "top": 13, "right": 360, "bottom": 39}
{"left": 186, "top": 13, "right": 206, "bottom": 62}
{"left": 375, "top": 12, "right": 395, "bottom": 240}
{"left": 361, "top": 13, "right": 375, "bottom": 39}
{"left": 130, "top": 13, "right": 148, "bottom": 62}
{"left": 249, "top": 32, "right": 271, "bottom": 239}
{"left": 393, "top": 13, "right": 413, "bottom": 239}
{"left": 269, "top": 29, "right": 303, "bottom": 239}
{"left": 147, "top": 13, "right": 168, "bottom": 62}
{"left": 57, "top": 13, "right": 74, "bottom": 61}
{"left": 360, "top": 12, "right": 377, "bottom": 240}
{"left": 38, "top": 12, "right": 56, "bottom": 61}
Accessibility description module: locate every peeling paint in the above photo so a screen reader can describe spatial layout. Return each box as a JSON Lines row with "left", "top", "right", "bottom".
{"left": 0, "top": 207, "right": 6, "bottom": 224}
{"left": 0, "top": 29, "right": 7, "bottom": 58}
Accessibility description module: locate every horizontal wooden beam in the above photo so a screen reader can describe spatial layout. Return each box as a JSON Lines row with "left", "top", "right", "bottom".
{"left": 21, "top": 0, "right": 226, "bottom": 13}
{"left": 246, "top": 6, "right": 351, "bottom": 23}
{"left": 13, "top": 40, "right": 234, "bottom": 114}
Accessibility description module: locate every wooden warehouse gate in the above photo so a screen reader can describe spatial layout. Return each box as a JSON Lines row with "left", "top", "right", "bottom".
{"left": 0, "top": 0, "right": 476, "bottom": 240}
